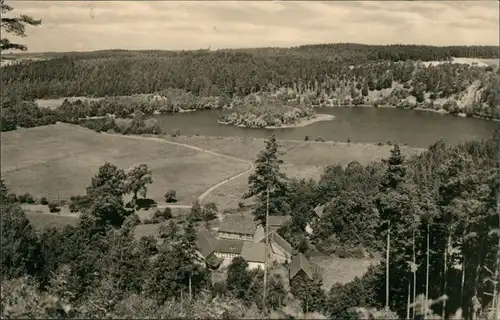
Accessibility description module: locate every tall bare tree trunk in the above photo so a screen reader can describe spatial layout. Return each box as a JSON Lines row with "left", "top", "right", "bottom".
{"left": 425, "top": 223, "right": 430, "bottom": 315}
{"left": 407, "top": 280, "right": 411, "bottom": 320}
{"left": 263, "top": 186, "right": 269, "bottom": 314}
{"left": 442, "top": 234, "right": 450, "bottom": 319}
{"left": 385, "top": 222, "right": 391, "bottom": 311}
{"left": 413, "top": 230, "right": 417, "bottom": 319}
{"left": 495, "top": 215, "right": 500, "bottom": 320}
{"left": 189, "top": 274, "right": 192, "bottom": 300}
{"left": 460, "top": 257, "right": 466, "bottom": 308}
{"left": 180, "top": 290, "right": 183, "bottom": 311}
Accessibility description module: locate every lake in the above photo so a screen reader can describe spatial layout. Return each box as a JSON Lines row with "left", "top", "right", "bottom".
{"left": 154, "top": 107, "right": 497, "bottom": 148}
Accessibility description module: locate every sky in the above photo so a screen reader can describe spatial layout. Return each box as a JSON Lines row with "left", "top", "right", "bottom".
{"left": 5, "top": 1, "right": 500, "bottom": 53}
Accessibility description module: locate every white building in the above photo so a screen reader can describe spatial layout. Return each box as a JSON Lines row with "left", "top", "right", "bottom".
{"left": 213, "top": 239, "right": 244, "bottom": 260}
{"left": 241, "top": 242, "right": 267, "bottom": 270}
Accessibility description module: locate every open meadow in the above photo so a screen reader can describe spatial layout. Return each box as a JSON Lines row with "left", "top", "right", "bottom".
{"left": 309, "top": 256, "right": 380, "bottom": 290}
{"left": 4, "top": 123, "right": 426, "bottom": 230}
{"left": 163, "top": 135, "right": 425, "bottom": 210}
{"left": 0, "top": 123, "right": 249, "bottom": 205}
{"left": 23, "top": 205, "right": 79, "bottom": 230}
{"left": 35, "top": 97, "right": 102, "bottom": 109}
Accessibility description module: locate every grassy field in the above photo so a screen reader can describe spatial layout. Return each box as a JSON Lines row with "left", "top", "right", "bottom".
{"left": 36, "top": 97, "right": 102, "bottom": 109}
{"left": 309, "top": 255, "right": 380, "bottom": 290}
{"left": 163, "top": 135, "right": 425, "bottom": 210}
{"left": 1, "top": 123, "right": 248, "bottom": 205}
{"left": 25, "top": 212, "right": 79, "bottom": 230}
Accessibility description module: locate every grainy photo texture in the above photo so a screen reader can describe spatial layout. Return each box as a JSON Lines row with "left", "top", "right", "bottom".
{"left": 0, "top": 1, "right": 499, "bottom": 319}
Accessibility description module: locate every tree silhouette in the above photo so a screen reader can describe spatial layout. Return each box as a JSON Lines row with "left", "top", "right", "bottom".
{"left": 1, "top": 0, "right": 41, "bottom": 52}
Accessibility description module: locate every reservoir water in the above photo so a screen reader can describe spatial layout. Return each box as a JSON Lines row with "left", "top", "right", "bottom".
{"left": 154, "top": 107, "right": 497, "bottom": 148}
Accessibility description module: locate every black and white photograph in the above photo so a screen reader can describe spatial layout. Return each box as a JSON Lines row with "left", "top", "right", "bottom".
{"left": 0, "top": 0, "right": 499, "bottom": 319}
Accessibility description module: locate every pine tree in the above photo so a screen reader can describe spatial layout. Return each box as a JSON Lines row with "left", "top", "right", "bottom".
{"left": 376, "top": 144, "right": 411, "bottom": 311}
{"left": 362, "top": 80, "right": 369, "bottom": 97}
{"left": 1, "top": 0, "right": 41, "bottom": 52}
{"left": 244, "top": 133, "right": 289, "bottom": 226}
{"left": 175, "top": 219, "right": 205, "bottom": 300}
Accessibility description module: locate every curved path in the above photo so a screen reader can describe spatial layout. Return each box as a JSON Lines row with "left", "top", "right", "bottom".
{"left": 102, "top": 133, "right": 254, "bottom": 209}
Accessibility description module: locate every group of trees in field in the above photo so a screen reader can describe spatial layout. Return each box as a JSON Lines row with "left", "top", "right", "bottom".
{"left": 0, "top": 98, "right": 164, "bottom": 135}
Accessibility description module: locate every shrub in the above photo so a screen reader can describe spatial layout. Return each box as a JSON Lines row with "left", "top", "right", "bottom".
{"left": 315, "top": 137, "right": 325, "bottom": 142}
{"left": 170, "top": 128, "right": 181, "bottom": 137}
{"left": 213, "top": 281, "right": 228, "bottom": 297}
{"left": 124, "top": 214, "right": 141, "bottom": 227}
{"left": 153, "top": 208, "right": 172, "bottom": 220}
{"left": 164, "top": 190, "right": 177, "bottom": 203}
{"left": 189, "top": 200, "right": 203, "bottom": 222}
{"left": 17, "top": 193, "right": 27, "bottom": 203}
{"left": 304, "top": 135, "right": 310, "bottom": 141}
{"left": 48, "top": 202, "right": 60, "bottom": 213}
{"left": 203, "top": 202, "right": 218, "bottom": 221}
{"left": 135, "top": 198, "right": 156, "bottom": 210}
{"left": 25, "top": 194, "right": 35, "bottom": 204}
{"left": 18, "top": 193, "right": 35, "bottom": 204}
{"left": 40, "top": 197, "right": 49, "bottom": 205}
{"left": 6, "top": 193, "right": 17, "bottom": 203}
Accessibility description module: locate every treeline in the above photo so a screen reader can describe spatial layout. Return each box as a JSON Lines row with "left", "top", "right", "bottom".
{"left": 2, "top": 45, "right": 499, "bottom": 119}
{"left": 7, "top": 43, "right": 500, "bottom": 62}
{"left": 0, "top": 99, "right": 162, "bottom": 135}
{"left": 248, "top": 131, "right": 499, "bottom": 319}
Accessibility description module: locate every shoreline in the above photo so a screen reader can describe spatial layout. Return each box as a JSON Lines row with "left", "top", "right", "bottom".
{"left": 35, "top": 96, "right": 498, "bottom": 123}
{"left": 218, "top": 113, "right": 336, "bottom": 129}
{"left": 264, "top": 114, "right": 336, "bottom": 129}
{"left": 317, "top": 104, "right": 498, "bottom": 122}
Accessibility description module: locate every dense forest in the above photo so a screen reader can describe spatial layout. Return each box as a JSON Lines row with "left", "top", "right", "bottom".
{"left": 2, "top": 129, "right": 499, "bottom": 319}
{"left": 2, "top": 44, "right": 499, "bottom": 126}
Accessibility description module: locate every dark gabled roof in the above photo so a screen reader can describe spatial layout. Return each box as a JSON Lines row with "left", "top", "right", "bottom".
{"left": 289, "top": 253, "right": 314, "bottom": 280}
{"left": 261, "top": 231, "right": 293, "bottom": 256}
{"left": 267, "top": 215, "right": 292, "bottom": 227}
{"left": 214, "top": 238, "right": 244, "bottom": 254}
{"left": 313, "top": 204, "right": 326, "bottom": 218}
{"left": 196, "top": 228, "right": 217, "bottom": 258}
{"left": 197, "top": 228, "right": 245, "bottom": 256}
{"left": 271, "top": 232, "right": 293, "bottom": 255}
{"left": 219, "top": 214, "right": 257, "bottom": 235}
{"left": 241, "top": 241, "right": 266, "bottom": 263}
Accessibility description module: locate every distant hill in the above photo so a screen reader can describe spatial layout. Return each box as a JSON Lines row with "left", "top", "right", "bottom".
{"left": 3, "top": 43, "right": 499, "bottom": 62}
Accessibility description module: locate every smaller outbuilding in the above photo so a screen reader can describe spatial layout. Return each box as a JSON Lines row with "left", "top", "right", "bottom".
{"left": 306, "top": 204, "right": 326, "bottom": 234}
{"left": 288, "top": 253, "right": 315, "bottom": 281}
